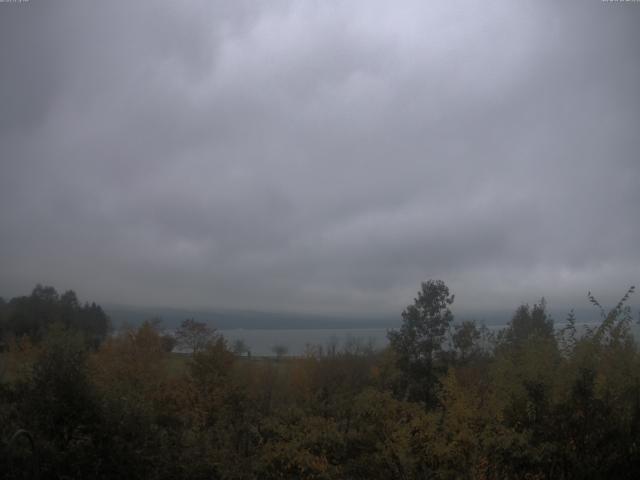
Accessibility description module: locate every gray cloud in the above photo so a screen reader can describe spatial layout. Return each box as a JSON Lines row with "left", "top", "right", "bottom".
{"left": 1, "top": 0, "right": 639, "bottom": 316}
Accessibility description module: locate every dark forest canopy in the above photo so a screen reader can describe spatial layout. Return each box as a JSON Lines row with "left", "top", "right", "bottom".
{"left": 1, "top": 281, "right": 639, "bottom": 479}
{"left": 0, "top": 284, "right": 110, "bottom": 346}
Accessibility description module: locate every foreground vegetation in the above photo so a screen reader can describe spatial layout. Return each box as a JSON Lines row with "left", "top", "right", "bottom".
{"left": 1, "top": 282, "right": 639, "bottom": 479}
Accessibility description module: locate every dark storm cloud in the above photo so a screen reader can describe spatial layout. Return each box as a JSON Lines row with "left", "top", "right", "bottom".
{"left": 1, "top": 0, "right": 639, "bottom": 315}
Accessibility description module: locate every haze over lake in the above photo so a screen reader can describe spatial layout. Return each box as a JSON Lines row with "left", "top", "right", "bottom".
{"left": 217, "top": 319, "right": 622, "bottom": 357}
{"left": 105, "top": 303, "right": 636, "bottom": 356}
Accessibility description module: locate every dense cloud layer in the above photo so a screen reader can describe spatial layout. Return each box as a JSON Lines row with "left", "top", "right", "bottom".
{"left": 1, "top": 0, "right": 639, "bottom": 316}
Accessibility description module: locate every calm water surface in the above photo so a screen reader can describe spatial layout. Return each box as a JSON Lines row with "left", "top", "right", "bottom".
{"left": 219, "top": 321, "right": 621, "bottom": 356}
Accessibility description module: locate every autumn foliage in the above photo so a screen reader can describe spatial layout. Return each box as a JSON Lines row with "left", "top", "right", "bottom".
{"left": 1, "top": 283, "right": 640, "bottom": 479}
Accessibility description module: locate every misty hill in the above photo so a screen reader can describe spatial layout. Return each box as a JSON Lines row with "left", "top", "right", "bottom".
{"left": 104, "top": 305, "right": 399, "bottom": 330}
{"left": 104, "top": 304, "right": 616, "bottom": 331}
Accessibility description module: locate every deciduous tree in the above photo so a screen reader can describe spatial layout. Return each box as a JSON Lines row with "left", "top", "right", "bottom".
{"left": 175, "top": 318, "right": 216, "bottom": 354}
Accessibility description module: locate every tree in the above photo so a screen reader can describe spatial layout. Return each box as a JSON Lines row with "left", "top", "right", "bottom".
{"left": 3, "top": 286, "right": 110, "bottom": 346}
{"left": 501, "top": 298, "right": 554, "bottom": 348}
{"left": 174, "top": 318, "right": 216, "bottom": 354}
{"left": 160, "top": 334, "right": 178, "bottom": 353}
{"left": 18, "top": 324, "right": 102, "bottom": 478}
{"left": 271, "top": 344, "right": 288, "bottom": 360}
{"left": 387, "top": 280, "right": 455, "bottom": 405}
{"left": 80, "top": 302, "right": 110, "bottom": 347}
{"left": 452, "top": 320, "right": 482, "bottom": 363}
{"left": 233, "top": 339, "right": 250, "bottom": 357}
{"left": 189, "top": 337, "right": 235, "bottom": 390}
{"left": 0, "top": 296, "right": 7, "bottom": 343}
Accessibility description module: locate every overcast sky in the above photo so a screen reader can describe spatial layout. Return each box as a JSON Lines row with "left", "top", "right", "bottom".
{"left": 1, "top": 0, "right": 639, "bottom": 317}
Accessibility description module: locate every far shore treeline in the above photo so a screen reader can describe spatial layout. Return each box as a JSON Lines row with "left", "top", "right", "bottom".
{"left": 1, "top": 281, "right": 639, "bottom": 479}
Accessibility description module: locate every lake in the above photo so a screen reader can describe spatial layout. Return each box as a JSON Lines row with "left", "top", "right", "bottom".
{"left": 219, "top": 328, "right": 390, "bottom": 356}
{"left": 219, "top": 320, "right": 616, "bottom": 356}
